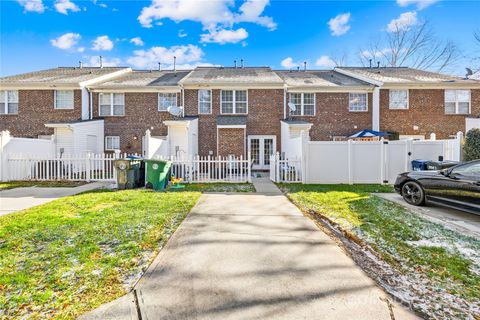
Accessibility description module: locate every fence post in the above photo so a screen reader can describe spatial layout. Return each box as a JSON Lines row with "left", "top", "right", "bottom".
{"left": 86, "top": 153, "right": 91, "bottom": 182}
{"left": 275, "top": 152, "right": 280, "bottom": 183}
{"left": 247, "top": 151, "right": 252, "bottom": 183}
{"left": 0, "top": 131, "right": 11, "bottom": 182}
{"left": 456, "top": 131, "right": 464, "bottom": 161}
{"left": 347, "top": 139, "right": 353, "bottom": 185}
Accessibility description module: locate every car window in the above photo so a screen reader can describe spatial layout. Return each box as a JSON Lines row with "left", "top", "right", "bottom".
{"left": 452, "top": 162, "right": 480, "bottom": 178}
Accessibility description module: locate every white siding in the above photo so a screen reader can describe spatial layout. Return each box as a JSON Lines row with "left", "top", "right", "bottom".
{"left": 55, "top": 128, "right": 74, "bottom": 155}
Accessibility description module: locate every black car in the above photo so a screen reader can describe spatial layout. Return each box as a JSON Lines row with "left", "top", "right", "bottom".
{"left": 394, "top": 160, "right": 480, "bottom": 214}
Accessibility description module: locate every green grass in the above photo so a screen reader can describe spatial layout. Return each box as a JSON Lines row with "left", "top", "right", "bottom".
{"left": 178, "top": 183, "right": 255, "bottom": 193}
{"left": 0, "top": 189, "right": 200, "bottom": 319}
{"left": 279, "top": 184, "right": 480, "bottom": 306}
{"left": 0, "top": 181, "right": 86, "bottom": 191}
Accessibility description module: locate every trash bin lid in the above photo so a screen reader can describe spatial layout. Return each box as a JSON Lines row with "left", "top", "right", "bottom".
{"left": 127, "top": 155, "right": 143, "bottom": 160}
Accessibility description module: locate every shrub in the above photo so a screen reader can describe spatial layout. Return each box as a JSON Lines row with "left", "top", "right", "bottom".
{"left": 463, "top": 128, "right": 480, "bottom": 161}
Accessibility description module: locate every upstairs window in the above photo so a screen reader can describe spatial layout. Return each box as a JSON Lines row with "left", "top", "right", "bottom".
{"left": 198, "top": 89, "right": 212, "bottom": 114}
{"left": 158, "top": 93, "right": 177, "bottom": 112}
{"left": 289, "top": 93, "right": 315, "bottom": 116}
{"left": 221, "top": 90, "right": 247, "bottom": 114}
{"left": 99, "top": 93, "right": 124, "bottom": 116}
{"left": 445, "top": 90, "right": 470, "bottom": 114}
{"left": 0, "top": 90, "right": 18, "bottom": 115}
{"left": 349, "top": 93, "right": 368, "bottom": 112}
{"left": 55, "top": 90, "right": 74, "bottom": 109}
{"left": 389, "top": 89, "right": 408, "bottom": 109}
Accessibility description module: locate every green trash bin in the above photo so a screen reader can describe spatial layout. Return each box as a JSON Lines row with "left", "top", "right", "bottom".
{"left": 144, "top": 159, "right": 172, "bottom": 190}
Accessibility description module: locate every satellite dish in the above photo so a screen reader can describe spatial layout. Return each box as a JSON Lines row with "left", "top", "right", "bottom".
{"left": 167, "top": 106, "right": 183, "bottom": 117}
{"left": 287, "top": 102, "right": 296, "bottom": 112}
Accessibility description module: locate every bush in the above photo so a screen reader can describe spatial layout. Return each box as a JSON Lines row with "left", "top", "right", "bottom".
{"left": 463, "top": 128, "right": 480, "bottom": 161}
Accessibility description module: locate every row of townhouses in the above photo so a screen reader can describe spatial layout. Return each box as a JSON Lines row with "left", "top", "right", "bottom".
{"left": 1, "top": 65, "right": 479, "bottom": 169}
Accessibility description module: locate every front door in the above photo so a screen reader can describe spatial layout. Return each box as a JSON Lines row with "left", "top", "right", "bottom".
{"left": 248, "top": 135, "right": 276, "bottom": 170}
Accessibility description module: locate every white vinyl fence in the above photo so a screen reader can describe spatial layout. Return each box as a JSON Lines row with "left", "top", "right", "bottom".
{"left": 154, "top": 155, "right": 251, "bottom": 183}
{"left": 269, "top": 153, "right": 302, "bottom": 183}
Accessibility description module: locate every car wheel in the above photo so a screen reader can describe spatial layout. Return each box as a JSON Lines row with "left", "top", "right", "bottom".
{"left": 401, "top": 181, "right": 425, "bottom": 206}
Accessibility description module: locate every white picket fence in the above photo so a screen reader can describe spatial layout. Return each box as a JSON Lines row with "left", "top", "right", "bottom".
{"left": 269, "top": 153, "right": 302, "bottom": 183}
{"left": 153, "top": 155, "right": 251, "bottom": 183}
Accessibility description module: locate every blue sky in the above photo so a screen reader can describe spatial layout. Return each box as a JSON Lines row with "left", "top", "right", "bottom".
{"left": 1, "top": 0, "right": 479, "bottom": 76}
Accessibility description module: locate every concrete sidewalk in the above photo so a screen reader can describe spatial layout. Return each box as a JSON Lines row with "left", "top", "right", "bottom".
{"left": 0, "top": 182, "right": 112, "bottom": 215}
{"left": 82, "top": 179, "right": 416, "bottom": 320}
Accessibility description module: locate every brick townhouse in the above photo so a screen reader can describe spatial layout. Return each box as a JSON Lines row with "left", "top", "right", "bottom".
{"left": 1, "top": 65, "right": 479, "bottom": 168}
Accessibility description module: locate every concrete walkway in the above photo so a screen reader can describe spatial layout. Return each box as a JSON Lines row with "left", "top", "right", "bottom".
{"left": 0, "top": 182, "right": 112, "bottom": 215}
{"left": 82, "top": 178, "right": 416, "bottom": 320}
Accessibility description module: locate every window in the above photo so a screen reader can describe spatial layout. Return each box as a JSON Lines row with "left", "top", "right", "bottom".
{"left": 158, "top": 93, "right": 177, "bottom": 112}
{"left": 445, "top": 90, "right": 470, "bottom": 114}
{"left": 289, "top": 93, "right": 315, "bottom": 116}
{"left": 0, "top": 90, "right": 18, "bottom": 115}
{"left": 99, "top": 93, "right": 124, "bottom": 116}
{"left": 451, "top": 162, "right": 480, "bottom": 178}
{"left": 198, "top": 89, "right": 212, "bottom": 114}
{"left": 221, "top": 90, "right": 247, "bottom": 114}
{"left": 389, "top": 90, "right": 408, "bottom": 109}
{"left": 105, "top": 136, "right": 120, "bottom": 150}
{"left": 55, "top": 90, "right": 74, "bottom": 109}
{"left": 349, "top": 93, "right": 368, "bottom": 112}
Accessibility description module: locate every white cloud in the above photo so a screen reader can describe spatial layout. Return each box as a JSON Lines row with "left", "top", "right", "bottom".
{"left": 200, "top": 28, "right": 248, "bottom": 44}
{"left": 18, "top": 0, "right": 45, "bottom": 13}
{"left": 92, "top": 35, "right": 114, "bottom": 51}
{"left": 84, "top": 56, "right": 121, "bottom": 67}
{"left": 178, "top": 29, "right": 188, "bottom": 38}
{"left": 387, "top": 11, "right": 418, "bottom": 32}
{"left": 280, "top": 57, "right": 299, "bottom": 69}
{"left": 315, "top": 55, "right": 336, "bottom": 68}
{"left": 137, "top": 0, "right": 275, "bottom": 44}
{"left": 54, "top": 0, "right": 80, "bottom": 15}
{"left": 50, "top": 32, "right": 81, "bottom": 50}
{"left": 127, "top": 44, "right": 204, "bottom": 69}
{"left": 328, "top": 13, "right": 351, "bottom": 36}
{"left": 396, "top": 0, "right": 439, "bottom": 10}
{"left": 130, "top": 37, "right": 144, "bottom": 46}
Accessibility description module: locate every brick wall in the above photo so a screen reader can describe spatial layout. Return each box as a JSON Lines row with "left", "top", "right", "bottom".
{"left": 217, "top": 128, "right": 245, "bottom": 156}
{"left": 92, "top": 92, "right": 181, "bottom": 153}
{"left": 288, "top": 92, "right": 373, "bottom": 140}
{"left": 0, "top": 90, "right": 82, "bottom": 138}
{"left": 380, "top": 89, "right": 480, "bottom": 139}
{"left": 184, "top": 88, "right": 284, "bottom": 156}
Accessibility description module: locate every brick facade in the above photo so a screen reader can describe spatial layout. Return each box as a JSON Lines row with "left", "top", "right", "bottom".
{"left": 0, "top": 89, "right": 82, "bottom": 138}
{"left": 91, "top": 92, "right": 181, "bottom": 153}
{"left": 287, "top": 92, "right": 373, "bottom": 140}
{"left": 217, "top": 128, "right": 245, "bottom": 156}
{"left": 380, "top": 89, "right": 480, "bottom": 139}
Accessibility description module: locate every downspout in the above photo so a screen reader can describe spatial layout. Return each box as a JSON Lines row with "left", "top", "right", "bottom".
{"left": 180, "top": 84, "right": 185, "bottom": 117}
{"left": 372, "top": 86, "right": 380, "bottom": 131}
{"left": 283, "top": 85, "right": 287, "bottom": 119}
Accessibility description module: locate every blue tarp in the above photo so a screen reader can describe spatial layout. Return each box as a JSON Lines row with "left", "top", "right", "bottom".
{"left": 349, "top": 129, "right": 388, "bottom": 138}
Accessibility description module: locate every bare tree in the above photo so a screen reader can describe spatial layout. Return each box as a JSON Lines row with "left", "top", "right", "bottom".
{"left": 475, "top": 29, "right": 480, "bottom": 44}
{"left": 359, "top": 20, "right": 459, "bottom": 72}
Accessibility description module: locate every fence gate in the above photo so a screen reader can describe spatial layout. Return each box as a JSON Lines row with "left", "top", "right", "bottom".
{"left": 269, "top": 153, "right": 302, "bottom": 183}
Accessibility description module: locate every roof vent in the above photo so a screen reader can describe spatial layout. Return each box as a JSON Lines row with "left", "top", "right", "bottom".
{"left": 234, "top": 60, "right": 237, "bottom": 69}
{"left": 158, "top": 62, "right": 162, "bottom": 71}
{"left": 99, "top": 56, "right": 103, "bottom": 68}
{"left": 377, "top": 61, "right": 380, "bottom": 68}
{"left": 173, "top": 56, "right": 176, "bottom": 72}
{"left": 304, "top": 61, "right": 307, "bottom": 72}
{"left": 240, "top": 59, "right": 244, "bottom": 68}
{"left": 369, "top": 59, "right": 372, "bottom": 68}
{"left": 79, "top": 61, "right": 83, "bottom": 69}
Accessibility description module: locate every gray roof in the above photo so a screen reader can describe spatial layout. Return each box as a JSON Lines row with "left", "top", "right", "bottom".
{"left": 94, "top": 70, "right": 191, "bottom": 89}
{"left": 275, "top": 70, "right": 371, "bottom": 88}
{"left": 217, "top": 116, "right": 247, "bottom": 126}
{"left": 183, "top": 67, "right": 284, "bottom": 85}
{"left": 337, "top": 67, "right": 478, "bottom": 84}
{"left": 0, "top": 67, "right": 127, "bottom": 85}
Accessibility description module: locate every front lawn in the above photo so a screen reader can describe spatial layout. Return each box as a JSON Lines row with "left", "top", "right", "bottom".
{"left": 0, "top": 181, "right": 86, "bottom": 191}
{"left": 0, "top": 183, "right": 252, "bottom": 319}
{"left": 280, "top": 184, "right": 480, "bottom": 319}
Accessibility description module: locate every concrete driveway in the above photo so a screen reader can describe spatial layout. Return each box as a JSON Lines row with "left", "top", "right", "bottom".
{"left": 0, "top": 182, "right": 112, "bottom": 216}
{"left": 377, "top": 193, "right": 480, "bottom": 239}
{"left": 83, "top": 180, "right": 416, "bottom": 320}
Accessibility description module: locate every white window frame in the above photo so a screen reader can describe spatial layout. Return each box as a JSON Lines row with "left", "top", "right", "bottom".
{"left": 349, "top": 92, "right": 368, "bottom": 112}
{"left": 389, "top": 89, "right": 409, "bottom": 110}
{"left": 444, "top": 89, "right": 471, "bottom": 115}
{"left": 105, "top": 136, "right": 120, "bottom": 151}
{"left": 289, "top": 93, "right": 316, "bottom": 116}
{"left": 220, "top": 90, "right": 248, "bottom": 114}
{"left": 98, "top": 93, "right": 125, "bottom": 116}
{"left": 0, "top": 90, "right": 19, "bottom": 115}
{"left": 198, "top": 89, "right": 212, "bottom": 114}
{"left": 54, "top": 90, "right": 74, "bottom": 110}
{"left": 158, "top": 93, "right": 177, "bottom": 112}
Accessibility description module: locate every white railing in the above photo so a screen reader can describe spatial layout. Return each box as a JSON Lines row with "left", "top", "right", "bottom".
{"left": 4, "top": 152, "right": 139, "bottom": 182}
{"left": 269, "top": 153, "right": 302, "bottom": 183}
{"left": 154, "top": 154, "right": 251, "bottom": 183}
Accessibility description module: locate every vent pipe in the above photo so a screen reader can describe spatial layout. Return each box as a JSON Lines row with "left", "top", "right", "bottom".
{"left": 304, "top": 61, "right": 307, "bottom": 72}
{"left": 99, "top": 56, "right": 103, "bottom": 68}
{"left": 377, "top": 61, "right": 380, "bottom": 68}
{"left": 296, "top": 66, "right": 300, "bottom": 72}
{"left": 158, "top": 62, "right": 161, "bottom": 71}
{"left": 234, "top": 60, "right": 237, "bottom": 68}
{"left": 369, "top": 59, "right": 372, "bottom": 68}
{"left": 240, "top": 59, "right": 244, "bottom": 68}
{"left": 173, "top": 56, "right": 176, "bottom": 72}
{"left": 79, "top": 61, "right": 83, "bottom": 69}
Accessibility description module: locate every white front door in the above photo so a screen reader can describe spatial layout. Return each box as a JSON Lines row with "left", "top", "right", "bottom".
{"left": 248, "top": 135, "right": 276, "bottom": 170}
